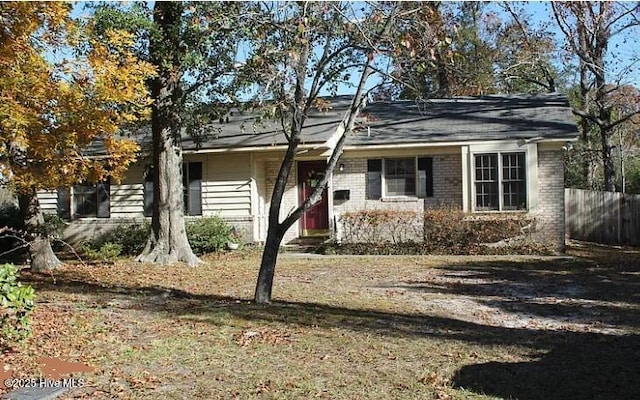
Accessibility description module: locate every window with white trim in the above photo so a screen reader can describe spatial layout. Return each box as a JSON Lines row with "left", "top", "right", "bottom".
{"left": 367, "top": 157, "right": 433, "bottom": 199}
{"left": 57, "top": 179, "right": 110, "bottom": 219}
{"left": 474, "top": 152, "right": 526, "bottom": 211}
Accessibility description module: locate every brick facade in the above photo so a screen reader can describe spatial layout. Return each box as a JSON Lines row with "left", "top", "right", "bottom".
{"left": 330, "top": 149, "right": 565, "bottom": 247}
{"left": 331, "top": 153, "right": 463, "bottom": 241}
{"left": 535, "top": 149, "right": 566, "bottom": 249}
{"left": 332, "top": 153, "right": 463, "bottom": 213}
{"left": 262, "top": 147, "right": 566, "bottom": 248}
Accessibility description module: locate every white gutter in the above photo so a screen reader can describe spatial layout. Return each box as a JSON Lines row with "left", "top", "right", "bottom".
{"left": 181, "top": 142, "right": 328, "bottom": 155}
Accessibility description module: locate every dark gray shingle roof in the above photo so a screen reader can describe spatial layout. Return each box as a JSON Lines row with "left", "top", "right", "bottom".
{"left": 103, "top": 93, "right": 577, "bottom": 155}
{"left": 347, "top": 93, "right": 578, "bottom": 146}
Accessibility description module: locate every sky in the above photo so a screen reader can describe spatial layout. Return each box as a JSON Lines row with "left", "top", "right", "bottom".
{"left": 514, "top": 1, "right": 639, "bottom": 88}
{"left": 67, "top": 1, "right": 640, "bottom": 97}
{"left": 324, "top": 1, "right": 639, "bottom": 96}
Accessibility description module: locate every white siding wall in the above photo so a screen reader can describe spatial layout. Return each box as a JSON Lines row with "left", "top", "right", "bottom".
{"left": 202, "top": 153, "right": 252, "bottom": 218}
{"left": 261, "top": 157, "right": 298, "bottom": 244}
{"left": 38, "top": 190, "right": 58, "bottom": 214}
{"left": 253, "top": 157, "right": 268, "bottom": 242}
{"left": 110, "top": 163, "right": 145, "bottom": 218}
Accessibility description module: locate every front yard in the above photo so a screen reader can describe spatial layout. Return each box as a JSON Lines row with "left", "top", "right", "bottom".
{"left": 2, "top": 243, "right": 639, "bottom": 399}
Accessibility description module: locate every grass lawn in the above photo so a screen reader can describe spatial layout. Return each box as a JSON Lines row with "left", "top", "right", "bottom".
{"left": 2, "top": 243, "right": 639, "bottom": 399}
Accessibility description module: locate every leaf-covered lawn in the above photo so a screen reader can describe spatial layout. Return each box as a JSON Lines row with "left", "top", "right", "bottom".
{"left": 3, "top": 244, "right": 640, "bottom": 399}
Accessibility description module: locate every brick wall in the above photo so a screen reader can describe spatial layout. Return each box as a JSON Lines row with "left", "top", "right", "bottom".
{"left": 332, "top": 153, "right": 463, "bottom": 241}
{"left": 536, "top": 149, "right": 566, "bottom": 249}
{"left": 332, "top": 154, "right": 462, "bottom": 211}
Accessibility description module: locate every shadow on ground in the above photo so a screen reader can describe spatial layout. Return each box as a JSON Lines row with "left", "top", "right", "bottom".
{"left": 452, "top": 334, "right": 638, "bottom": 400}
{"left": 20, "top": 244, "right": 640, "bottom": 400}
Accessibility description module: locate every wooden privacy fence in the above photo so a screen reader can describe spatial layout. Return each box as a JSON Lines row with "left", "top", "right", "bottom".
{"left": 565, "top": 188, "right": 640, "bottom": 246}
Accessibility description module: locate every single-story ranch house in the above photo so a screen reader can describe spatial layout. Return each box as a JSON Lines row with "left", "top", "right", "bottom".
{"left": 38, "top": 94, "right": 578, "bottom": 248}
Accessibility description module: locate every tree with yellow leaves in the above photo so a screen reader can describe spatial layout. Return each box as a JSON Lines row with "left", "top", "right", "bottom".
{"left": 0, "top": 2, "right": 155, "bottom": 271}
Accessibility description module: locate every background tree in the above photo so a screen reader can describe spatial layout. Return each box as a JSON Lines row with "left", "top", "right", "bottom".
{"left": 386, "top": 1, "right": 564, "bottom": 99}
{"left": 386, "top": 1, "right": 500, "bottom": 99}
{"left": 553, "top": 1, "right": 640, "bottom": 192}
{"left": 0, "top": 2, "right": 154, "bottom": 271}
{"left": 495, "top": 2, "right": 563, "bottom": 93}
{"left": 93, "top": 2, "right": 245, "bottom": 266}
{"left": 388, "top": 2, "right": 455, "bottom": 99}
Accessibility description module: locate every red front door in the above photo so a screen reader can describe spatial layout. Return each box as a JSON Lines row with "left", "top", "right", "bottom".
{"left": 298, "top": 161, "right": 329, "bottom": 236}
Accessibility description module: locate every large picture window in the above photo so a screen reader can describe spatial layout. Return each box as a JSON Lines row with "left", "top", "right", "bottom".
{"left": 367, "top": 157, "right": 433, "bottom": 199}
{"left": 474, "top": 152, "right": 526, "bottom": 211}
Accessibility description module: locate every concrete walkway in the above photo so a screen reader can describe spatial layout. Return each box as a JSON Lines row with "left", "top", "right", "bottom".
{"left": 2, "top": 386, "right": 68, "bottom": 400}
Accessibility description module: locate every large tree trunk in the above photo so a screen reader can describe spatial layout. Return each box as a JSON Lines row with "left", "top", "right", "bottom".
{"left": 18, "top": 187, "right": 62, "bottom": 272}
{"left": 136, "top": 2, "right": 200, "bottom": 266}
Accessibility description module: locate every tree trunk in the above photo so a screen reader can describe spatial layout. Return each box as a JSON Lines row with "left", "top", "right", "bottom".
{"left": 254, "top": 134, "right": 299, "bottom": 303}
{"left": 601, "top": 124, "right": 616, "bottom": 192}
{"left": 255, "top": 227, "right": 284, "bottom": 304}
{"left": 18, "top": 187, "right": 62, "bottom": 272}
{"left": 136, "top": 2, "right": 200, "bottom": 266}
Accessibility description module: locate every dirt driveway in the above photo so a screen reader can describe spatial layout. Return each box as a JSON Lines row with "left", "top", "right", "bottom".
{"left": 286, "top": 243, "right": 640, "bottom": 336}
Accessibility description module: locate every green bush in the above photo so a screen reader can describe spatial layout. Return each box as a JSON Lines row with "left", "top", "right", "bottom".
{"left": 42, "top": 213, "right": 66, "bottom": 238}
{"left": 0, "top": 203, "right": 27, "bottom": 263}
{"left": 80, "top": 217, "right": 238, "bottom": 259}
{"left": 0, "top": 203, "right": 23, "bottom": 231}
{"left": 83, "top": 223, "right": 149, "bottom": 257}
{"left": 79, "top": 242, "right": 122, "bottom": 263}
{"left": 0, "top": 203, "right": 67, "bottom": 261}
{"left": 0, "top": 263, "right": 36, "bottom": 346}
{"left": 186, "top": 217, "right": 236, "bottom": 255}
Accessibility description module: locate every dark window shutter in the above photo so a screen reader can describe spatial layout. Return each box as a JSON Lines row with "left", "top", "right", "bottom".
{"left": 184, "top": 162, "right": 202, "bottom": 216}
{"left": 143, "top": 166, "right": 153, "bottom": 217}
{"left": 57, "top": 188, "right": 71, "bottom": 219}
{"left": 367, "top": 159, "right": 382, "bottom": 200}
{"left": 418, "top": 157, "right": 433, "bottom": 198}
{"left": 97, "top": 179, "right": 110, "bottom": 218}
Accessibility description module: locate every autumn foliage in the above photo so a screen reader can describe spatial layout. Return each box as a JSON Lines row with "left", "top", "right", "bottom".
{"left": 0, "top": 2, "right": 155, "bottom": 191}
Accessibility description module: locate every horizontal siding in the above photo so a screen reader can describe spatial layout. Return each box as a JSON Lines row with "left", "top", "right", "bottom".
{"left": 202, "top": 154, "right": 252, "bottom": 218}
{"left": 37, "top": 190, "right": 58, "bottom": 214}
{"left": 111, "top": 163, "right": 145, "bottom": 218}
{"left": 35, "top": 157, "right": 256, "bottom": 220}
{"left": 110, "top": 184, "right": 144, "bottom": 217}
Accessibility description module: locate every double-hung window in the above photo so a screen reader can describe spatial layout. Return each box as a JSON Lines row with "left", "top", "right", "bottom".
{"left": 143, "top": 162, "right": 202, "bottom": 217}
{"left": 474, "top": 152, "right": 526, "bottom": 211}
{"left": 367, "top": 157, "right": 433, "bottom": 199}
{"left": 183, "top": 162, "right": 202, "bottom": 216}
{"left": 57, "top": 179, "right": 110, "bottom": 219}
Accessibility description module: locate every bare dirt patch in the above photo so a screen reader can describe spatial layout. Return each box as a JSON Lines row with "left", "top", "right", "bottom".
{"left": 371, "top": 257, "right": 637, "bottom": 335}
